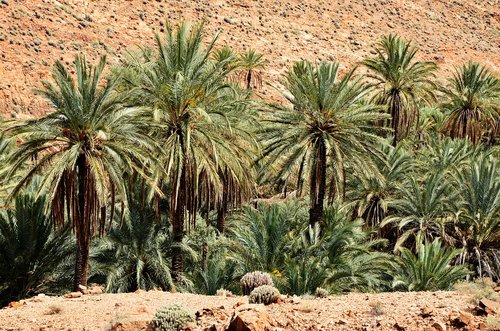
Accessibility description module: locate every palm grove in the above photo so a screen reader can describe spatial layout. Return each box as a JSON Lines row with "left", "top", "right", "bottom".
{"left": 0, "top": 22, "right": 498, "bottom": 305}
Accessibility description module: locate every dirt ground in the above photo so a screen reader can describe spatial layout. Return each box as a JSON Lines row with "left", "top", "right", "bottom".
{"left": 0, "top": 290, "right": 497, "bottom": 330}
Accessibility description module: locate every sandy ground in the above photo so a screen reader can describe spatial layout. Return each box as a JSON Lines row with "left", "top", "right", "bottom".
{"left": 0, "top": 290, "right": 494, "bottom": 330}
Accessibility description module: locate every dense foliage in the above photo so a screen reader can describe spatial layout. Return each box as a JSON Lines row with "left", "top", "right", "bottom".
{"left": 0, "top": 21, "right": 498, "bottom": 304}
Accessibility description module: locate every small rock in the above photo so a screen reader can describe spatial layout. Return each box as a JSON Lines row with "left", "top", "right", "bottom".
{"left": 432, "top": 321, "right": 446, "bottom": 331}
{"left": 421, "top": 306, "right": 433, "bottom": 318}
{"left": 78, "top": 285, "right": 88, "bottom": 294}
{"left": 8, "top": 301, "right": 24, "bottom": 308}
{"left": 459, "top": 311, "right": 473, "bottom": 324}
{"left": 63, "top": 292, "right": 82, "bottom": 299}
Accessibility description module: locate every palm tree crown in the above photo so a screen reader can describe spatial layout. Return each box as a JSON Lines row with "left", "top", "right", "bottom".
{"left": 442, "top": 62, "right": 500, "bottom": 144}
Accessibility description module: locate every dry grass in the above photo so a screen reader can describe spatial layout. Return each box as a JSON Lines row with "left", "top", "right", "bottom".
{"left": 369, "top": 301, "right": 385, "bottom": 316}
{"left": 45, "top": 305, "right": 63, "bottom": 315}
{"left": 454, "top": 278, "right": 499, "bottom": 303}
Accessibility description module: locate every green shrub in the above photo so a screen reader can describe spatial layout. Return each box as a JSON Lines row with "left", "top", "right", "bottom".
{"left": 151, "top": 304, "right": 195, "bottom": 331}
{"left": 248, "top": 285, "right": 280, "bottom": 305}
{"left": 240, "top": 271, "right": 274, "bottom": 295}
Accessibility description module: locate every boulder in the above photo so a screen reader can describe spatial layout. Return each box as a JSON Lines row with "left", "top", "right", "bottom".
{"left": 478, "top": 298, "right": 499, "bottom": 315}
{"left": 227, "top": 305, "right": 273, "bottom": 331}
{"left": 109, "top": 317, "right": 151, "bottom": 331}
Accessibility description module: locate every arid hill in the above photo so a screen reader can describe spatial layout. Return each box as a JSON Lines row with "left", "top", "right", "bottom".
{"left": 0, "top": 0, "right": 499, "bottom": 119}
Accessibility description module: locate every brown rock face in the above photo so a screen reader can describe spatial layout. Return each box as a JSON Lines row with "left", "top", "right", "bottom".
{"left": 0, "top": 0, "right": 499, "bottom": 119}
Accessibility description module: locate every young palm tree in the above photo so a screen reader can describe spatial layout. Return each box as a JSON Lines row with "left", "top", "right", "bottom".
{"left": 441, "top": 62, "right": 500, "bottom": 144}
{"left": 4, "top": 56, "right": 159, "bottom": 291}
{"left": 122, "top": 21, "right": 257, "bottom": 280}
{"left": 0, "top": 189, "right": 72, "bottom": 305}
{"left": 382, "top": 172, "right": 457, "bottom": 251}
{"left": 261, "top": 61, "right": 387, "bottom": 228}
{"left": 363, "top": 34, "right": 437, "bottom": 146}
{"left": 91, "top": 199, "right": 175, "bottom": 293}
{"left": 454, "top": 156, "right": 500, "bottom": 279}
{"left": 348, "top": 144, "right": 413, "bottom": 228}
{"left": 392, "top": 239, "right": 469, "bottom": 291}
{"left": 227, "top": 202, "right": 302, "bottom": 273}
{"left": 236, "top": 49, "right": 268, "bottom": 90}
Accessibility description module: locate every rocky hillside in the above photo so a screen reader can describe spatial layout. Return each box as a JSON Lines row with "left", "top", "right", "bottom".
{"left": 0, "top": 0, "right": 499, "bottom": 118}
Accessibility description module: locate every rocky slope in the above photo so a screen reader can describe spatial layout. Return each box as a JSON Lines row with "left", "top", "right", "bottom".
{"left": 0, "top": 0, "right": 499, "bottom": 119}
{"left": 1, "top": 289, "right": 500, "bottom": 330}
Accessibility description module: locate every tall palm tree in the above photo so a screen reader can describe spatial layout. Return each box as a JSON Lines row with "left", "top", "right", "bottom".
{"left": 261, "top": 61, "right": 387, "bottom": 228}
{"left": 441, "top": 62, "right": 500, "bottom": 144}
{"left": 122, "top": 21, "right": 257, "bottom": 280}
{"left": 363, "top": 34, "right": 437, "bottom": 146}
{"left": 236, "top": 49, "right": 268, "bottom": 90}
{"left": 4, "top": 55, "right": 158, "bottom": 291}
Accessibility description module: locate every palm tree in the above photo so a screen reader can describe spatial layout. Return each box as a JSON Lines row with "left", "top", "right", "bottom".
{"left": 363, "top": 34, "right": 437, "bottom": 146}
{"left": 382, "top": 172, "right": 457, "bottom": 251}
{"left": 392, "top": 239, "right": 469, "bottom": 291}
{"left": 227, "top": 202, "right": 302, "bottom": 273}
{"left": 261, "top": 61, "right": 387, "bottom": 228}
{"left": 236, "top": 49, "right": 268, "bottom": 90}
{"left": 441, "top": 62, "right": 500, "bottom": 144}
{"left": 348, "top": 144, "right": 413, "bottom": 228}
{"left": 122, "top": 21, "right": 257, "bottom": 280}
{"left": 91, "top": 199, "right": 175, "bottom": 293}
{"left": 4, "top": 55, "right": 158, "bottom": 291}
{"left": 0, "top": 189, "right": 72, "bottom": 305}
{"left": 454, "top": 155, "right": 500, "bottom": 279}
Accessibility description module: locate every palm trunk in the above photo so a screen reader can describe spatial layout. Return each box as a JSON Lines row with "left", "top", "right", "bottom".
{"left": 216, "top": 170, "right": 228, "bottom": 234}
{"left": 309, "top": 139, "right": 326, "bottom": 229}
{"left": 390, "top": 90, "right": 401, "bottom": 146}
{"left": 246, "top": 71, "right": 252, "bottom": 90}
{"left": 201, "top": 241, "right": 208, "bottom": 272}
{"left": 171, "top": 162, "right": 186, "bottom": 282}
{"left": 74, "top": 153, "right": 90, "bottom": 291}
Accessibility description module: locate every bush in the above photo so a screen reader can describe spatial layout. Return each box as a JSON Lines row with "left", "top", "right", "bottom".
{"left": 151, "top": 304, "right": 195, "bottom": 331}
{"left": 240, "top": 271, "right": 274, "bottom": 295}
{"left": 315, "top": 287, "right": 329, "bottom": 298}
{"left": 248, "top": 285, "right": 280, "bottom": 305}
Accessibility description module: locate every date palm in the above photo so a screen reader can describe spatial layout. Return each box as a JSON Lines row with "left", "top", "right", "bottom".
{"left": 382, "top": 172, "right": 458, "bottom": 251}
{"left": 348, "top": 144, "right": 413, "bottom": 228}
{"left": 454, "top": 156, "right": 500, "bottom": 279}
{"left": 0, "top": 189, "right": 72, "bottom": 305}
{"left": 91, "top": 198, "right": 175, "bottom": 293}
{"left": 236, "top": 49, "right": 268, "bottom": 90}
{"left": 122, "top": 21, "right": 257, "bottom": 280}
{"left": 261, "top": 61, "right": 387, "bottom": 228}
{"left": 392, "top": 239, "right": 469, "bottom": 291}
{"left": 363, "top": 34, "right": 437, "bottom": 145}
{"left": 442, "top": 62, "right": 500, "bottom": 144}
{"left": 4, "top": 55, "right": 159, "bottom": 291}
